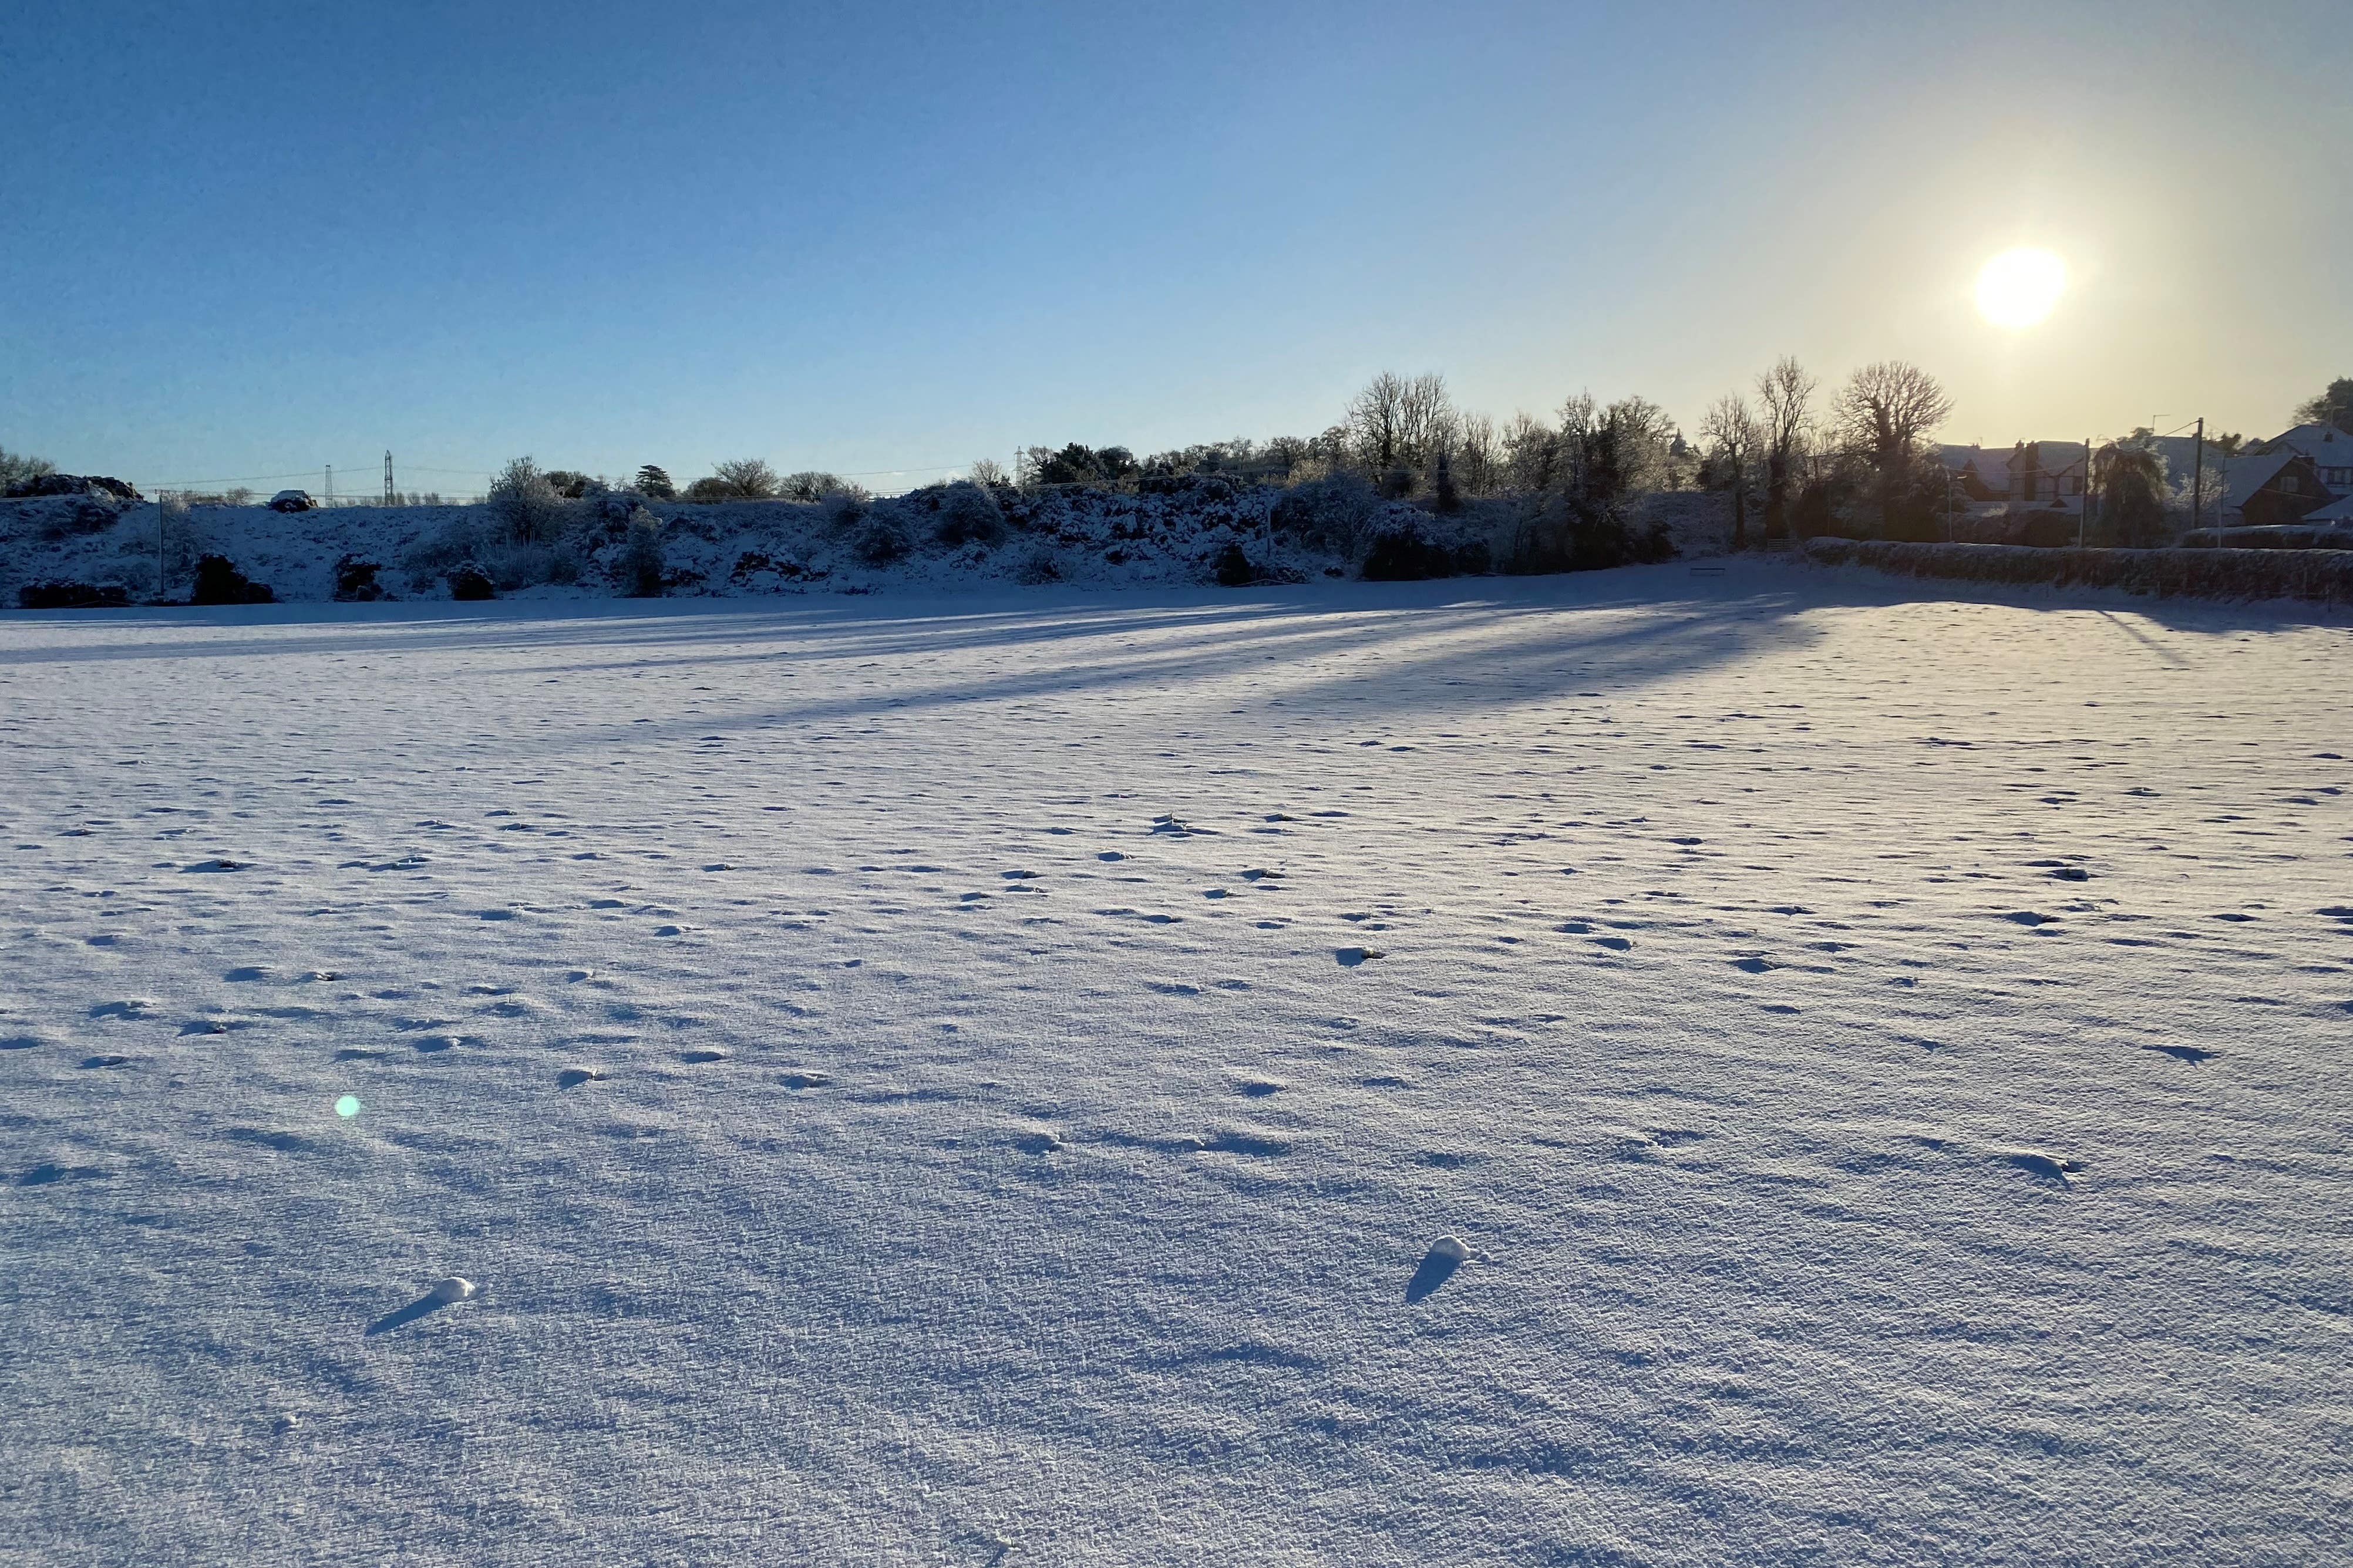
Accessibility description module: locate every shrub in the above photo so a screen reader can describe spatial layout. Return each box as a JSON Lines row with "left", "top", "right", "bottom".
{"left": 0, "top": 446, "right": 58, "bottom": 493}
{"left": 1213, "top": 541, "right": 1258, "bottom": 586}
{"left": 332, "top": 555, "right": 385, "bottom": 601}
{"left": 18, "top": 580, "right": 130, "bottom": 609}
{"left": 1361, "top": 525, "right": 1459, "bottom": 581}
{"left": 1014, "top": 545, "right": 1062, "bottom": 585}
{"left": 635, "top": 464, "right": 676, "bottom": 500}
{"left": 190, "top": 555, "right": 275, "bottom": 605}
{"left": 1270, "top": 473, "right": 1378, "bottom": 553}
{"left": 853, "top": 515, "right": 911, "bottom": 565}
{"left": 683, "top": 477, "right": 735, "bottom": 504}
{"left": 448, "top": 565, "right": 497, "bottom": 600}
{"left": 710, "top": 458, "right": 781, "bottom": 500}
{"left": 621, "top": 507, "right": 664, "bottom": 596}
{"left": 486, "top": 457, "right": 568, "bottom": 544}
{"left": 929, "top": 480, "right": 1006, "bottom": 547}
{"left": 35, "top": 496, "right": 123, "bottom": 540}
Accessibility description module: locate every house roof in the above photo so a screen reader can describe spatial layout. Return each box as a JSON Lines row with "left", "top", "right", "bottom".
{"left": 2304, "top": 492, "right": 2353, "bottom": 522}
{"left": 2260, "top": 423, "right": 2353, "bottom": 464}
{"left": 2223, "top": 449, "right": 2301, "bottom": 510}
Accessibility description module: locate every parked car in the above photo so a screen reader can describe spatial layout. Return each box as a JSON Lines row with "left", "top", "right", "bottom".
{"left": 268, "top": 490, "right": 317, "bottom": 512}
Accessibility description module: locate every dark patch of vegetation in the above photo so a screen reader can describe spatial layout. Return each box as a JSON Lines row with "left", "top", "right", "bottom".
{"left": 18, "top": 580, "right": 131, "bottom": 609}
{"left": 190, "top": 555, "right": 274, "bottom": 605}
{"left": 332, "top": 555, "right": 385, "bottom": 601}
{"left": 447, "top": 565, "right": 497, "bottom": 601}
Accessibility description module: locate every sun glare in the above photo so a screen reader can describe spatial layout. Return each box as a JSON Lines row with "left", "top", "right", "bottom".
{"left": 1975, "top": 247, "right": 2066, "bottom": 329}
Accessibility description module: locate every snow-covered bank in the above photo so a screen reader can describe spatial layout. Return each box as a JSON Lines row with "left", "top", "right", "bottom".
{"left": 4, "top": 568, "right": 2349, "bottom": 1564}
{"left": 0, "top": 486, "right": 1733, "bottom": 606}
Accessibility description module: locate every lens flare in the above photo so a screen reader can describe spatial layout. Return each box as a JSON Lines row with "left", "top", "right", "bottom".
{"left": 1975, "top": 248, "right": 2066, "bottom": 329}
{"left": 335, "top": 1094, "right": 362, "bottom": 1118}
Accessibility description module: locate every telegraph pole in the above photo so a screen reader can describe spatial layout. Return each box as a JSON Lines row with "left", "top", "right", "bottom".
{"left": 325, "top": 464, "right": 334, "bottom": 506}
{"left": 2079, "top": 436, "right": 2091, "bottom": 547}
{"left": 384, "top": 450, "right": 395, "bottom": 507}
{"left": 2192, "top": 417, "right": 2206, "bottom": 542}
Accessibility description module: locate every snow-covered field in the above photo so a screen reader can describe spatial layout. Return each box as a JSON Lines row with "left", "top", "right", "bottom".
{"left": 4, "top": 564, "right": 2349, "bottom": 1565}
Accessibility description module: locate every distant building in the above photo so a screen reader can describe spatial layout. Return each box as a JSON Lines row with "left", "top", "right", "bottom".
{"left": 1937, "top": 441, "right": 2088, "bottom": 514}
{"left": 2251, "top": 423, "right": 2353, "bottom": 497}
{"left": 2222, "top": 449, "right": 2331, "bottom": 528}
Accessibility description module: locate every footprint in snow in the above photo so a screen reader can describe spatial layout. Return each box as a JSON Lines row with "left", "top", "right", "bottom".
{"left": 183, "top": 858, "right": 245, "bottom": 873}
{"left": 780, "top": 1071, "right": 832, "bottom": 1090}
{"left": 1334, "top": 947, "right": 1384, "bottom": 967}
{"left": 79, "top": 1054, "right": 133, "bottom": 1070}
{"left": 1098, "top": 852, "right": 1126, "bottom": 862}
{"left": 1002, "top": 869, "right": 1041, "bottom": 881}
{"left": 2144, "top": 1044, "right": 2218, "bottom": 1065}
{"left": 1240, "top": 868, "right": 1282, "bottom": 882}
{"left": 1731, "top": 956, "right": 1777, "bottom": 973}
{"left": 1999, "top": 911, "right": 2059, "bottom": 927}
{"left": 1590, "top": 936, "right": 1632, "bottom": 952}
{"left": 679, "top": 1049, "right": 728, "bottom": 1064}
{"left": 1016, "top": 1129, "right": 1063, "bottom": 1155}
{"left": 557, "top": 1067, "right": 608, "bottom": 1088}
{"left": 1406, "top": 1236, "right": 1472, "bottom": 1303}
{"left": 89, "top": 1000, "right": 157, "bottom": 1020}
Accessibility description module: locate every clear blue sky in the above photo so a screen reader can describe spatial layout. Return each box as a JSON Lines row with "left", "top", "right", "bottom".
{"left": 4, "top": 0, "right": 2345, "bottom": 493}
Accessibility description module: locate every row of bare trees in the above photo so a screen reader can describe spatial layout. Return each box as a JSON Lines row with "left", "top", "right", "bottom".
{"left": 1701, "top": 359, "right": 1955, "bottom": 544}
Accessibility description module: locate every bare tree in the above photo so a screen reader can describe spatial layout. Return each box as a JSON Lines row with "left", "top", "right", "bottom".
{"left": 1348, "top": 372, "right": 1408, "bottom": 471}
{"left": 1395, "top": 373, "right": 1455, "bottom": 471}
{"left": 1264, "top": 435, "right": 1312, "bottom": 479}
{"left": 1701, "top": 395, "right": 1761, "bottom": 551}
{"left": 1755, "top": 356, "right": 1816, "bottom": 542}
{"left": 1502, "top": 410, "right": 1556, "bottom": 493}
{"left": 1833, "top": 361, "right": 1952, "bottom": 534}
{"left": 1833, "top": 362, "right": 1952, "bottom": 469}
{"left": 710, "top": 458, "right": 782, "bottom": 500}
{"left": 968, "top": 457, "right": 1007, "bottom": 487}
{"left": 1455, "top": 413, "right": 1499, "bottom": 496}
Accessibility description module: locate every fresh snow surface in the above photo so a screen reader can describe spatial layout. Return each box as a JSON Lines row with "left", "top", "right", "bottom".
{"left": 4, "top": 564, "right": 2349, "bottom": 1565}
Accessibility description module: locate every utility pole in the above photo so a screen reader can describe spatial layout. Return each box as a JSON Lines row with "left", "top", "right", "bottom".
{"left": 325, "top": 464, "right": 334, "bottom": 506}
{"left": 2079, "top": 437, "right": 2090, "bottom": 548}
{"left": 2192, "top": 417, "right": 2205, "bottom": 543}
{"left": 384, "top": 450, "right": 395, "bottom": 508}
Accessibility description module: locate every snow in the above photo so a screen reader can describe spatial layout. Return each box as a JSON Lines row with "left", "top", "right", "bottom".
{"left": 0, "top": 488, "right": 1733, "bottom": 605}
{"left": 4, "top": 564, "right": 2350, "bottom": 1564}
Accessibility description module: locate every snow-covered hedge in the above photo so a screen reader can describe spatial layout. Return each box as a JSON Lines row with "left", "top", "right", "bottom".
{"left": 1804, "top": 537, "right": 2353, "bottom": 604}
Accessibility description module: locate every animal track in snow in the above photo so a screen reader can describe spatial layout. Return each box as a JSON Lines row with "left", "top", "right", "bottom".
{"left": 1334, "top": 947, "right": 1385, "bottom": 967}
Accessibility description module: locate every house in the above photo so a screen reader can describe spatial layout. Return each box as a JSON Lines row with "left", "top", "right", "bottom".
{"left": 2251, "top": 423, "right": 2353, "bottom": 497}
{"left": 1938, "top": 442, "right": 2088, "bottom": 513}
{"left": 2221, "top": 448, "right": 2330, "bottom": 528}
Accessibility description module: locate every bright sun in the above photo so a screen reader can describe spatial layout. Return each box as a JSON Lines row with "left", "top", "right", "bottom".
{"left": 1975, "top": 247, "right": 2066, "bottom": 328}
